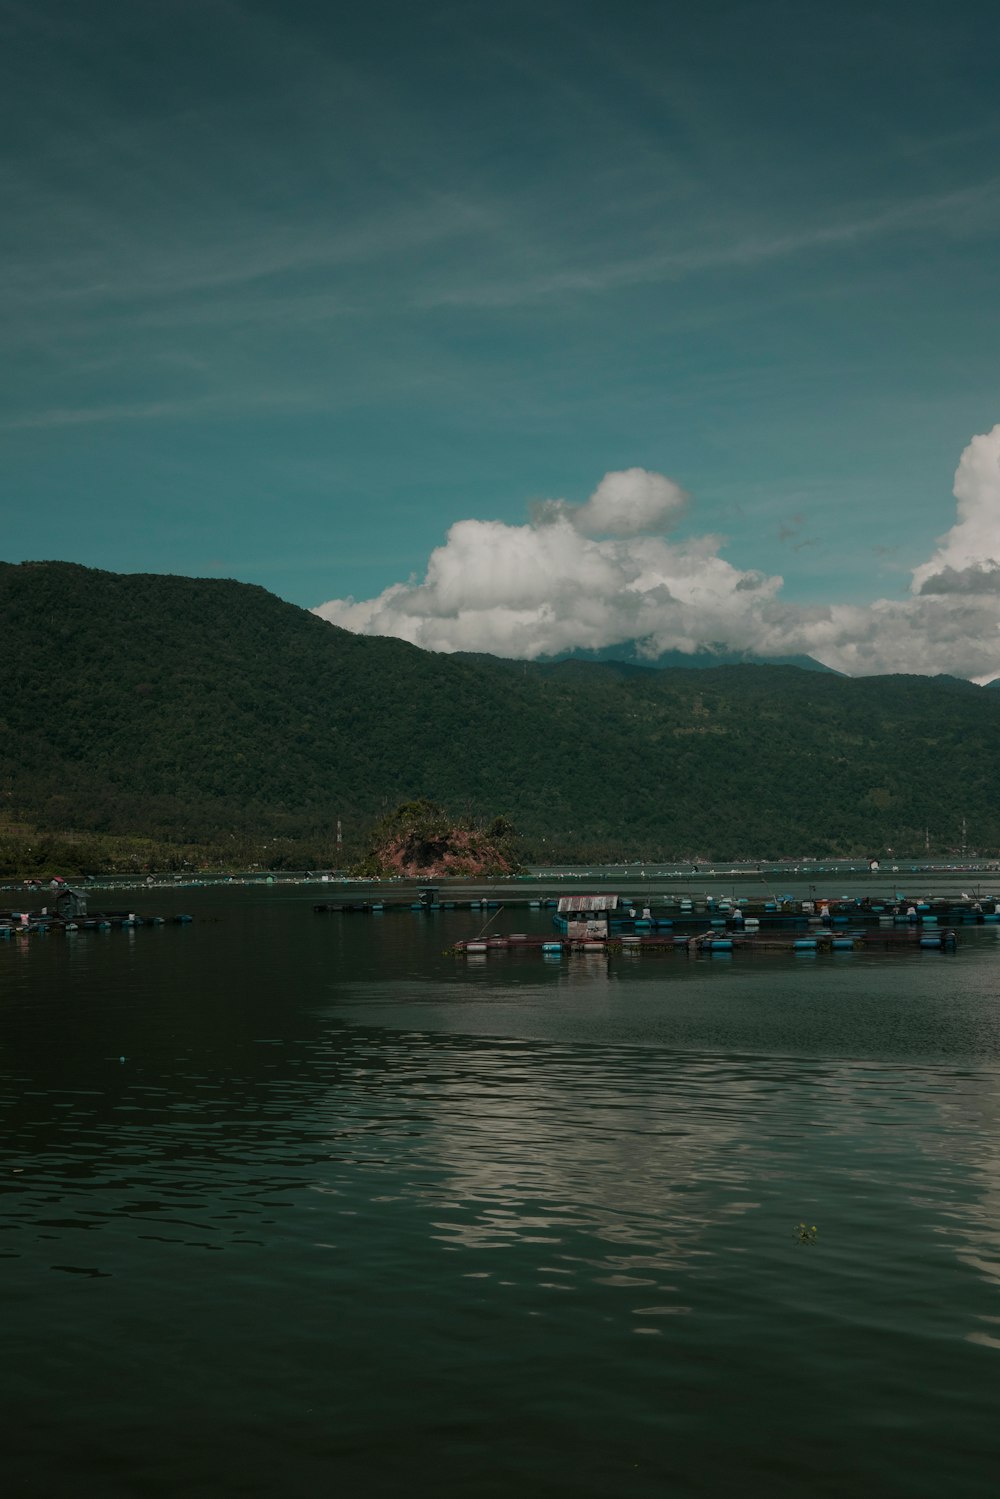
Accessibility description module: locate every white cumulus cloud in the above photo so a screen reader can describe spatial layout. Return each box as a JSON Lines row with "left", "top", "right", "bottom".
{"left": 912, "top": 423, "right": 1000, "bottom": 596}
{"left": 314, "top": 433, "right": 1000, "bottom": 680}
{"left": 570, "top": 467, "right": 688, "bottom": 536}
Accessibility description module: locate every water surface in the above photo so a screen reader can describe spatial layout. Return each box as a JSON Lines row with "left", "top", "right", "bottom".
{"left": 3, "top": 889, "right": 999, "bottom": 1497}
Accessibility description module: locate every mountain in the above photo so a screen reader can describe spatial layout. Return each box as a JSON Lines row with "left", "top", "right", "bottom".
{"left": 2, "top": 560, "right": 999, "bottom": 867}
{"left": 534, "top": 642, "right": 841, "bottom": 673}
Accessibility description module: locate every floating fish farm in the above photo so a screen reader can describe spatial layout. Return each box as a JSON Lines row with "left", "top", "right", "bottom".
{"left": 1, "top": 909, "right": 193, "bottom": 938}
{"left": 449, "top": 929, "right": 958, "bottom": 958}
{"left": 312, "top": 886, "right": 977, "bottom": 957}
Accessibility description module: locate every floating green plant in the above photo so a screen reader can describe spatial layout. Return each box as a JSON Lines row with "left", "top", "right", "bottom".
{"left": 795, "top": 1222, "right": 819, "bottom": 1245}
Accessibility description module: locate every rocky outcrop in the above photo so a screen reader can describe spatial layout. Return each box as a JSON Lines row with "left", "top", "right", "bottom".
{"left": 355, "top": 801, "right": 520, "bottom": 878}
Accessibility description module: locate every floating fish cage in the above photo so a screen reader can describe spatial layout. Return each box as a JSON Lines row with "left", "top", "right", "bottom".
{"left": 1, "top": 912, "right": 193, "bottom": 938}
{"left": 449, "top": 928, "right": 958, "bottom": 958}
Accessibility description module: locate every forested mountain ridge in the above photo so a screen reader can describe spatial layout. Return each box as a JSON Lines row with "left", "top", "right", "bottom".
{"left": 2, "top": 560, "right": 998, "bottom": 867}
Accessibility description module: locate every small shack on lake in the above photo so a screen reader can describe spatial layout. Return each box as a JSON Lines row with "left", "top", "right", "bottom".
{"left": 557, "top": 893, "right": 618, "bottom": 939}
{"left": 54, "top": 885, "right": 88, "bottom": 920}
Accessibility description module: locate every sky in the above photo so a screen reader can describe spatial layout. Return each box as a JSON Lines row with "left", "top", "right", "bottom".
{"left": 3, "top": 0, "right": 1000, "bottom": 676}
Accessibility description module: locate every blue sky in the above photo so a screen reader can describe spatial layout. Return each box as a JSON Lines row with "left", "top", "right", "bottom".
{"left": 3, "top": 0, "right": 1000, "bottom": 672}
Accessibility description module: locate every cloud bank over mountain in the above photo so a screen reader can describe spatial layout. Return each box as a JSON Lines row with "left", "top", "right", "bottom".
{"left": 313, "top": 425, "right": 1000, "bottom": 679}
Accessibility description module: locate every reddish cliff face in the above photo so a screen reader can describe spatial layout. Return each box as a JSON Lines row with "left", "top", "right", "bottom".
{"left": 370, "top": 826, "right": 519, "bottom": 878}
{"left": 355, "top": 801, "right": 521, "bottom": 878}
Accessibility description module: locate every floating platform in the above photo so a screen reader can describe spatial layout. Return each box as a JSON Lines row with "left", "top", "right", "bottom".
{"left": 316, "top": 896, "right": 994, "bottom": 927}
{"left": 450, "top": 928, "right": 958, "bottom": 957}
{"left": 0, "top": 911, "right": 193, "bottom": 937}
{"left": 314, "top": 898, "right": 552, "bottom": 913}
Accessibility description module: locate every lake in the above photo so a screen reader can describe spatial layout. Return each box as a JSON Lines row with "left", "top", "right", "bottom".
{"left": 3, "top": 883, "right": 999, "bottom": 1498}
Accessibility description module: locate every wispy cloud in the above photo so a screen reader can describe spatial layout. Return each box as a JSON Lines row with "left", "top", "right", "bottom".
{"left": 0, "top": 384, "right": 326, "bottom": 430}
{"left": 777, "top": 515, "right": 804, "bottom": 544}
{"left": 416, "top": 175, "right": 1000, "bottom": 309}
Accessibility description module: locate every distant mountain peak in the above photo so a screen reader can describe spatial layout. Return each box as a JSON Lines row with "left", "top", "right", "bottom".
{"left": 534, "top": 641, "right": 841, "bottom": 674}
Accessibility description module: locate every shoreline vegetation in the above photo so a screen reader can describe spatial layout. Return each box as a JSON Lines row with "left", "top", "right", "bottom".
{"left": 2, "top": 815, "right": 997, "bottom": 882}
{"left": 2, "top": 807, "right": 996, "bottom": 882}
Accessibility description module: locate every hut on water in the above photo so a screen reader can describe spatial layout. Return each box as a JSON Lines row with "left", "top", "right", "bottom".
{"left": 556, "top": 894, "right": 619, "bottom": 939}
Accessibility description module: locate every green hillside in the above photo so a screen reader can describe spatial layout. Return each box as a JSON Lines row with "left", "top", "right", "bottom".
{"left": 2, "top": 560, "right": 998, "bottom": 869}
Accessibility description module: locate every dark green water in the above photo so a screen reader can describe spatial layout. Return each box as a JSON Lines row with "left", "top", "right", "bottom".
{"left": 3, "top": 889, "right": 1000, "bottom": 1498}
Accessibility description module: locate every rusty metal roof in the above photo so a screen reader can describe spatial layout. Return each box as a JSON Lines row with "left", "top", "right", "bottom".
{"left": 556, "top": 894, "right": 619, "bottom": 913}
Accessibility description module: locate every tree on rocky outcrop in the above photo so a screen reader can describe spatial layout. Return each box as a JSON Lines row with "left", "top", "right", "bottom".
{"left": 353, "top": 800, "right": 521, "bottom": 878}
